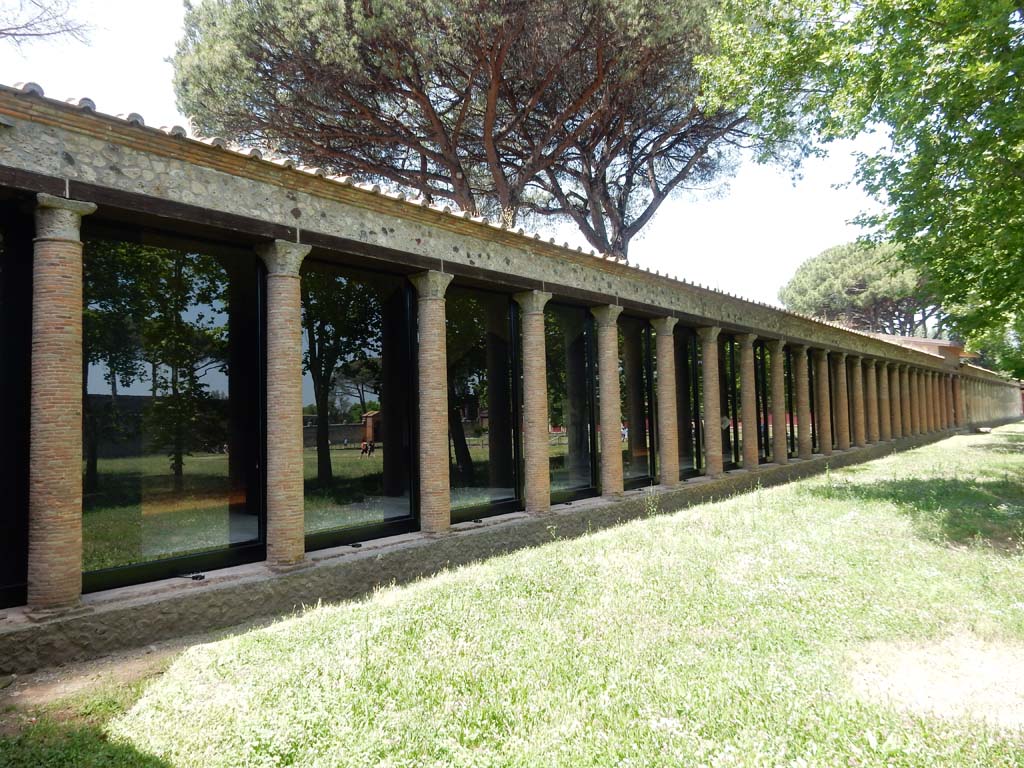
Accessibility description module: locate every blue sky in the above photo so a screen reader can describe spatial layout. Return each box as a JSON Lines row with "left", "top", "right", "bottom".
{"left": 0, "top": 0, "right": 879, "bottom": 307}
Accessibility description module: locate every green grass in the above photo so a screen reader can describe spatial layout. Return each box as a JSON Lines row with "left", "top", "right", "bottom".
{"left": 84, "top": 441, "right": 586, "bottom": 567}
{"left": 15, "top": 423, "right": 1024, "bottom": 766}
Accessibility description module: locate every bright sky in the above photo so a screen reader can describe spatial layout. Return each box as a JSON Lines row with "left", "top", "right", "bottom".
{"left": 0, "top": 0, "right": 880, "bottom": 307}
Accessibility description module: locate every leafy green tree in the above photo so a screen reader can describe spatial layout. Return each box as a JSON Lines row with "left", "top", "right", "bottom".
{"left": 779, "top": 243, "right": 947, "bottom": 337}
{"left": 967, "top": 315, "right": 1024, "bottom": 380}
{"left": 173, "top": 0, "right": 762, "bottom": 259}
{"left": 701, "top": 0, "right": 1024, "bottom": 333}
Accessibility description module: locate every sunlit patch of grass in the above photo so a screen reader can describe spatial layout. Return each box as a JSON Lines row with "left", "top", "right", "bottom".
{"left": 10, "top": 423, "right": 1024, "bottom": 767}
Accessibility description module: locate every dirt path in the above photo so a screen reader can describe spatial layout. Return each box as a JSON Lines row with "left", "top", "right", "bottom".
{"left": 0, "top": 620, "right": 268, "bottom": 736}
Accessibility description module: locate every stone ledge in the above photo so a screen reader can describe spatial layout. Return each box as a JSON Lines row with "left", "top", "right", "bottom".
{"left": 0, "top": 422, "right": 1017, "bottom": 674}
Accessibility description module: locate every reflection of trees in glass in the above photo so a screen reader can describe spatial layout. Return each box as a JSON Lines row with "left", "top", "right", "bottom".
{"left": 446, "top": 294, "right": 487, "bottom": 484}
{"left": 83, "top": 242, "right": 231, "bottom": 494}
{"left": 332, "top": 357, "right": 382, "bottom": 417}
{"left": 545, "top": 306, "right": 592, "bottom": 489}
{"left": 83, "top": 241, "right": 159, "bottom": 493}
{"left": 301, "top": 269, "right": 381, "bottom": 486}
{"left": 143, "top": 251, "right": 229, "bottom": 492}
{"left": 446, "top": 292, "right": 513, "bottom": 490}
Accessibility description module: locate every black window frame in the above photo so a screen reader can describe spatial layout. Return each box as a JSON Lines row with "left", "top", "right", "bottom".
{"left": 80, "top": 224, "right": 268, "bottom": 594}
{"left": 720, "top": 335, "right": 742, "bottom": 470}
{"left": 0, "top": 201, "right": 32, "bottom": 608}
{"left": 620, "top": 315, "right": 657, "bottom": 491}
{"left": 545, "top": 301, "right": 600, "bottom": 507}
{"left": 447, "top": 285, "right": 523, "bottom": 524}
{"left": 675, "top": 325, "right": 703, "bottom": 479}
{"left": 301, "top": 257, "right": 421, "bottom": 551}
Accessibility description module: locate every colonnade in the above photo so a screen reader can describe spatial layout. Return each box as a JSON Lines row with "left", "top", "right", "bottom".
{"left": 23, "top": 207, "right": 1024, "bottom": 610}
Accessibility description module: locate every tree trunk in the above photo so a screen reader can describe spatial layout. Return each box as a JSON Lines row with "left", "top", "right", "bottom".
{"left": 447, "top": 378, "right": 474, "bottom": 484}
{"left": 83, "top": 353, "right": 99, "bottom": 494}
{"left": 315, "top": 383, "right": 333, "bottom": 486}
{"left": 171, "top": 365, "right": 184, "bottom": 494}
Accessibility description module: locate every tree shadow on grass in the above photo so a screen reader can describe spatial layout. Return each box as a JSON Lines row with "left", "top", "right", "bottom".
{"left": 966, "top": 432, "right": 1024, "bottom": 455}
{"left": 0, "top": 720, "right": 169, "bottom": 768}
{"left": 810, "top": 476, "right": 1024, "bottom": 554}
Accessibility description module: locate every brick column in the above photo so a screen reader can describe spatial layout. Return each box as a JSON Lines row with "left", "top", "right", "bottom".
{"left": 878, "top": 361, "right": 892, "bottom": 441}
{"left": 514, "top": 290, "right": 553, "bottom": 512}
{"left": 411, "top": 270, "right": 455, "bottom": 532}
{"left": 950, "top": 374, "right": 958, "bottom": 428}
{"left": 920, "top": 370, "right": 930, "bottom": 432}
{"left": 652, "top": 317, "right": 680, "bottom": 487}
{"left": 738, "top": 333, "right": 760, "bottom": 470}
{"left": 27, "top": 194, "right": 97, "bottom": 610}
{"left": 924, "top": 370, "right": 933, "bottom": 431}
{"left": 925, "top": 372, "right": 935, "bottom": 432}
{"left": 900, "top": 365, "right": 912, "bottom": 436}
{"left": 889, "top": 363, "right": 901, "bottom": 439}
{"left": 767, "top": 339, "right": 788, "bottom": 465}
{"left": 929, "top": 371, "right": 937, "bottom": 431}
{"left": 938, "top": 373, "right": 947, "bottom": 429}
{"left": 865, "top": 359, "right": 879, "bottom": 443}
{"left": 945, "top": 375, "right": 955, "bottom": 427}
{"left": 813, "top": 349, "right": 833, "bottom": 456}
{"left": 850, "top": 356, "right": 866, "bottom": 447}
{"left": 697, "top": 326, "right": 724, "bottom": 475}
{"left": 832, "top": 352, "right": 850, "bottom": 450}
{"left": 256, "top": 241, "right": 312, "bottom": 566}
{"left": 908, "top": 369, "right": 920, "bottom": 435}
{"left": 793, "top": 344, "right": 813, "bottom": 460}
{"left": 592, "top": 305, "right": 625, "bottom": 496}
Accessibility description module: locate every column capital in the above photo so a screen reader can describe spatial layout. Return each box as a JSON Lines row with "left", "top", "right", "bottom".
{"left": 864, "top": 358, "right": 876, "bottom": 369}
{"left": 35, "top": 193, "right": 97, "bottom": 241}
{"left": 650, "top": 316, "right": 679, "bottom": 336}
{"left": 812, "top": 347, "right": 829, "bottom": 361}
{"left": 790, "top": 342, "right": 808, "bottom": 354}
{"left": 410, "top": 269, "right": 454, "bottom": 299}
{"left": 255, "top": 240, "right": 312, "bottom": 276}
{"left": 513, "top": 289, "right": 552, "bottom": 314}
{"left": 738, "top": 332, "right": 757, "bottom": 348}
{"left": 591, "top": 304, "right": 624, "bottom": 327}
{"left": 832, "top": 350, "right": 848, "bottom": 362}
{"left": 766, "top": 337, "right": 786, "bottom": 354}
{"left": 696, "top": 325, "right": 721, "bottom": 343}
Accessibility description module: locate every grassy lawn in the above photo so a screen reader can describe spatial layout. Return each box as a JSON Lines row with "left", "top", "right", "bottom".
{"left": 9, "top": 423, "right": 1024, "bottom": 766}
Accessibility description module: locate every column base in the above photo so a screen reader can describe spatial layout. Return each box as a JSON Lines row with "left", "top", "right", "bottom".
{"left": 266, "top": 558, "right": 314, "bottom": 575}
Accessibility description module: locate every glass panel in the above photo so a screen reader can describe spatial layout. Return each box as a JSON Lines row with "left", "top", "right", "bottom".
{"left": 755, "top": 341, "right": 771, "bottom": 462}
{"left": 300, "top": 261, "right": 414, "bottom": 537}
{"left": 719, "top": 336, "right": 741, "bottom": 467}
{"left": 674, "top": 326, "right": 700, "bottom": 475}
{"left": 0, "top": 206, "right": 31, "bottom": 606}
{"left": 82, "top": 239, "right": 262, "bottom": 572}
{"left": 545, "top": 303, "right": 596, "bottom": 497}
{"left": 447, "top": 287, "right": 517, "bottom": 511}
{"left": 620, "top": 315, "right": 655, "bottom": 483}
{"left": 808, "top": 353, "right": 820, "bottom": 452}
{"left": 784, "top": 348, "right": 798, "bottom": 457}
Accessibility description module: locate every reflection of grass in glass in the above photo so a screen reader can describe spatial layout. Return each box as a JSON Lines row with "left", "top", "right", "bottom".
{"left": 83, "top": 453, "right": 241, "bottom": 572}
{"left": 303, "top": 448, "right": 402, "bottom": 533}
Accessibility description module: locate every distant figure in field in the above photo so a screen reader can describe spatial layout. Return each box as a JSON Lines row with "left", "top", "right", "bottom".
{"left": 368, "top": 441, "right": 376, "bottom": 457}
{"left": 360, "top": 440, "right": 369, "bottom": 457}
{"left": 343, "top": 437, "right": 349, "bottom": 450}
